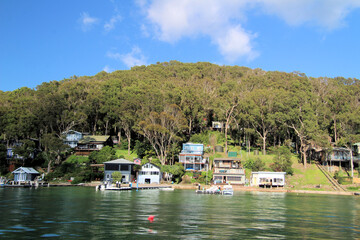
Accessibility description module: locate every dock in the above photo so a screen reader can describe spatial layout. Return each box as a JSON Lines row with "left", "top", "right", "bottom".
{"left": 195, "top": 186, "right": 222, "bottom": 194}
{"left": 99, "top": 184, "right": 173, "bottom": 191}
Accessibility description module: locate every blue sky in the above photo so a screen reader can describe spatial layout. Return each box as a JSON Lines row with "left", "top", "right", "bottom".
{"left": 1, "top": 0, "right": 360, "bottom": 91}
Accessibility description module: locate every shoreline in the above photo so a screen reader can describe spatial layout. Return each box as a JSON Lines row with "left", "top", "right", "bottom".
{"left": 172, "top": 184, "right": 357, "bottom": 196}
{"left": 10, "top": 181, "right": 357, "bottom": 196}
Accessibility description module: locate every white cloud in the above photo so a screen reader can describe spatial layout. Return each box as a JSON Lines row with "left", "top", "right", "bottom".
{"left": 215, "top": 26, "right": 258, "bottom": 62}
{"left": 140, "top": 0, "right": 360, "bottom": 62}
{"left": 107, "top": 47, "right": 147, "bottom": 68}
{"left": 103, "top": 65, "right": 113, "bottom": 73}
{"left": 104, "top": 14, "right": 122, "bottom": 32}
{"left": 79, "top": 12, "right": 99, "bottom": 32}
{"left": 144, "top": 0, "right": 252, "bottom": 61}
{"left": 257, "top": 0, "right": 360, "bottom": 30}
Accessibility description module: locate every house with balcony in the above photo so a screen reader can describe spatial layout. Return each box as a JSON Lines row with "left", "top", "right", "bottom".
{"left": 213, "top": 158, "right": 245, "bottom": 184}
{"left": 62, "top": 130, "right": 84, "bottom": 148}
{"left": 75, "top": 135, "right": 112, "bottom": 155}
{"left": 104, "top": 159, "right": 135, "bottom": 183}
{"left": 179, "top": 143, "right": 208, "bottom": 171}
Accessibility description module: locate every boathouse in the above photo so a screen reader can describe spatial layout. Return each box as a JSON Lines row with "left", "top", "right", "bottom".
{"left": 250, "top": 172, "right": 286, "bottom": 187}
{"left": 12, "top": 167, "right": 40, "bottom": 183}
{"left": 137, "top": 163, "right": 161, "bottom": 184}
{"left": 104, "top": 159, "right": 135, "bottom": 183}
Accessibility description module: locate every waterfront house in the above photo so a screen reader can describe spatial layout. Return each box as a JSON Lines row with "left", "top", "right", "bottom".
{"left": 250, "top": 172, "right": 286, "bottom": 187}
{"left": 62, "top": 130, "right": 84, "bottom": 148}
{"left": 103, "top": 159, "right": 135, "bottom": 183}
{"left": 137, "top": 163, "right": 161, "bottom": 184}
{"left": 12, "top": 167, "right": 40, "bottom": 183}
{"left": 179, "top": 143, "right": 209, "bottom": 171}
{"left": 75, "top": 135, "right": 112, "bottom": 155}
{"left": 212, "top": 158, "right": 245, "bottom": 184}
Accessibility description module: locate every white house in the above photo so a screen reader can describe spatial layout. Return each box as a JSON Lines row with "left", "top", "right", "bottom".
{"left": 137, "top": 163, "right": 161, "bottom": 184}
{"left": 250, "top": 172, "right": 286, "bottom": 187}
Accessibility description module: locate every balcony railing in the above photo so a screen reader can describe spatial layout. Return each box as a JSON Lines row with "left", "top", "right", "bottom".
{"left": 213, "top": 168, "right": 245, "bottom": 174}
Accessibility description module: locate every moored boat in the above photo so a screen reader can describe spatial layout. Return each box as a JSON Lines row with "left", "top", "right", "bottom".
{"left": 222, "top": 185, "right": 234, "bottom": 195}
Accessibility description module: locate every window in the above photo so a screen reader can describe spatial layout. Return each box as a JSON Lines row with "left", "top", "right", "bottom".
{"left": 120, "top": 165, "right": 129, "bottom": 171}
{"left": 105, "top": 164, "right": 119, "bottom": 171}
{"left": 227, "top": 176, "right": 241, "bottom": 181}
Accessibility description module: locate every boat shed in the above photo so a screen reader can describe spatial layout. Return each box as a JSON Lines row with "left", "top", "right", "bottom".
{"left": 104, "top": 159, "right": 135, "bottom": 183}
{"left": 137, "top": 163, "right": 161, "bottom": 184}
{"left": 250, "top": 172, "right": 286, "bottom": 187}
{"left": 12, "top": 167, "right": 40, "bottom": 183}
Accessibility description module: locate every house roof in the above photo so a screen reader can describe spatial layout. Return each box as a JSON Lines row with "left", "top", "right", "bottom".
{"left": 142, "top": 162, "right": 161, "bottom": 170}
{"left": 62, "top": 130, "right": 82, "bottom": 135}
{"left": 214, "top": 158, "right": 241, "bottom": 161}
{"left": 104, "top": 159, "right": 135, "bottom": 164}
{"left": 252, "top": 171, "right": 286, "bottom": 175}
{"left": 12, "top": 167, "right": 39, "bottom": 174}
{"left": 78, "top": 135, "right": 110, "bottom": 143}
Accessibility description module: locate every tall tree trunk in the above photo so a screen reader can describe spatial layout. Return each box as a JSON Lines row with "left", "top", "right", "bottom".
{"left": 334, "top": 118, "right": 337, "bottom": 142}
{"left": 350, "top": 148, "right": 354, "bottom": 181}
{"left": 105, "top": 120, "right": 109, "bottom": 136}
{"left": 262, "top": 136, "right": 266, "bottom": 155}
{"left": 117, "top": 131, "right": 121, "bottom": 147}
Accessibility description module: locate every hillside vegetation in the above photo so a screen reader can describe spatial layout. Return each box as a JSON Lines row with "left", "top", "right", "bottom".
{"left": 0, "top": 61, "right": 359, "bottom": 182}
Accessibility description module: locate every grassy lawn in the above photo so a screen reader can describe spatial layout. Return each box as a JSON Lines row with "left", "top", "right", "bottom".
{"left": 286, "top": 162, "right": 333, "bottom": 191}
{"left": 65, "top": 155, "right": 89, "bottom": 164}
{"left": 209, "top": 148, "right": 338, "bottom": 191}
{"left": 115, "top": 149, "right": 138, "bottom": 160}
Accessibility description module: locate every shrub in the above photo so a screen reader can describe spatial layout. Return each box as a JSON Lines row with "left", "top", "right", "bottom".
{"left": 271, "top": 146, "right": 293, "bottom": 175}
{"left": 89, "top": 146, "right": 116, "bottom": 164}
{"left": 111, "top": 171, "right": 122, "bottom": 182}
{"left": 244, "top": 157, "right": 265, "bottom": 171}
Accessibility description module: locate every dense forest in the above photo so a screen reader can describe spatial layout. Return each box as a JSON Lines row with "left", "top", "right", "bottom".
{"left": 1, "top": 61, "right": 360, "bottom": 171}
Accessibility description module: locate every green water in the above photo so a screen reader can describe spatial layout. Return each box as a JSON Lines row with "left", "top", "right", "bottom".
{"left": 0, "top": 187, "right": 359, "bottom": 239}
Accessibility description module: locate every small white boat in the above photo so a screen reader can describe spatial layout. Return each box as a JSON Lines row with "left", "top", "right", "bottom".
{"left": 222, "top": 185, "right": 234, "bottom": 195}
{"left": 160, "top": 187, "right": 174, "bottom": 191}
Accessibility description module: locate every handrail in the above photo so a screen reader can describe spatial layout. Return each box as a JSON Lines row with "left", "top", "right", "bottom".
{"left": 315, "top": 163, "right": 347, "bottom": 192}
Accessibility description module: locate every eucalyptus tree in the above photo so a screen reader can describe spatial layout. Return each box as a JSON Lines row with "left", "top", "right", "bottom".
{"left": 242, "top": 88, "right": 281, "bottom": 155}
{"left": 41, "top": 133, "right": 69, "bottom": 173}
{"left": 337, "top": 78, "right": 360, "bottom": 179}
{"left": 281, "top": 74, "right": 320, "bottom": 168}
{"left": 214, "top": 79, "right": 241, "bottom": 153}
{"left": 138, "top": 104, "right": 187, "bottom": 165}
{"left": 2, "top": 88, "right": 38, "bottom": 140}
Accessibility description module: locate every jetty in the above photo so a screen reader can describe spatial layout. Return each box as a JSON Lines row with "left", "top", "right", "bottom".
{"left": 196, "top": 185, "right": 222, "bottom": 194}
{"left": 97, "top": 183, "right": 173, "bottom": 191}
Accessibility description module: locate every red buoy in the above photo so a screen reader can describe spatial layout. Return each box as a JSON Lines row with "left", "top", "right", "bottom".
{"left": 148, "top": 215, "right": 155, "bottom": 223}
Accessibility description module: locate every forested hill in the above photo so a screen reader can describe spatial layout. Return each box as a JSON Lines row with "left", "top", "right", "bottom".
{"left": 1, "top": 61, "right": 359, "bottom": 165}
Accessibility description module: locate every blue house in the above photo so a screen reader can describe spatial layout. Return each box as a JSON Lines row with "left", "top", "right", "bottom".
{"left": 12, "top": 167, "right": 40, "bottom": 183}
{"left": 62, "top": 130, "right": 84, "bottom": 148}
{"left": 103, "top": 159, "right": 135, "bottom": 183}
{"left": 179, "top": 143, "right": 208, "bottom": 171}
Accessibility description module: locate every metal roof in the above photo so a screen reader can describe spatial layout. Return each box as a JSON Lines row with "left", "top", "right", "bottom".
{"left": 78, "top": 135, "right": 109, "bottom": 143}
{"left": 12, "top": 167, "right": 39, "bottom": 174}
{"left": 104, "top": 159, "right": 135, "bottom": 164}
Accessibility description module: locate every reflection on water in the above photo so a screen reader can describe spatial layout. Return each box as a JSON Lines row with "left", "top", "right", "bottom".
{"left": 0, "top": 187, "right": 359, "bottom": 239}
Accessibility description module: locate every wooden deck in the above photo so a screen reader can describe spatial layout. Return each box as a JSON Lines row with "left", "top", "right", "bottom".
{"left": 104, "top": 185, "right": 173, "bottom": 191}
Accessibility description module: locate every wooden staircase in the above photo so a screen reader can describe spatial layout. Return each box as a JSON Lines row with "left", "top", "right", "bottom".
{"left": 315, "top": 162, "right": 347, "bottom": 192}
